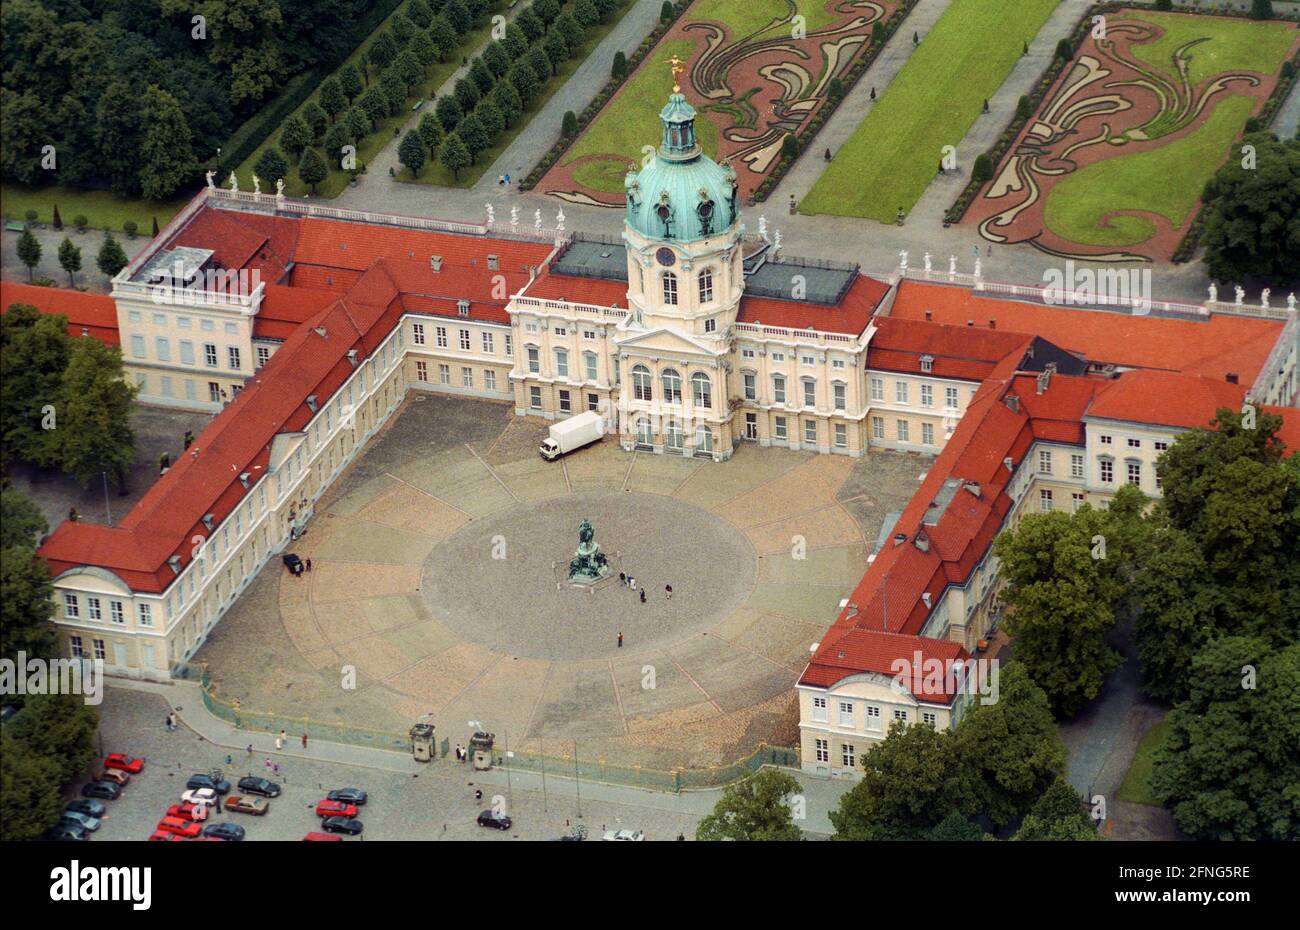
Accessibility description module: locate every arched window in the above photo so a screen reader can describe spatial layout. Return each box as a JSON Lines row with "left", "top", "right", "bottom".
{"left": 583, "top": 351, "right": 598, "bottom": 382}
{"left": 665, "top": 420, "right": 684, "bottom": 449}
{"left": 635, "top": 417, "right": 653, "bottom": 445}
{"left": 554, "top": 349, "right": 569, "bottom": 378}
{"left": 662, "top": 272, "right": 678, "bottom": 306}
{"left": 695, "top": 424, "right": 713, "bottom": 452}
{"left": 661, "top": 368, "right": 682, "bottom": 403}
{"left": 698, "top": 268, "right": 714, "bottom": 304}
{"left": 632, "top": 364, "right": 652, "bottom": 401}
{"left": 691, "top": 371, "right": 712, "bottom": 408}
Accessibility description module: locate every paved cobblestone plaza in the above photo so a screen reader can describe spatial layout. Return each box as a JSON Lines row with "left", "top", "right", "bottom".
{"left": 197, "top": 395, "right": 927, "bottom": 770}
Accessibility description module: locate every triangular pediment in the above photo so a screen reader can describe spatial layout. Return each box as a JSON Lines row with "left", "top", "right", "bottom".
{"left": 615, "top": 326, "right": 722, "bottom": 358}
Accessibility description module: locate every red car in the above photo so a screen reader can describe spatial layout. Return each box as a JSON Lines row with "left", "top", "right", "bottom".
{"left": 303, "top": 832, "right": 343, "bottom": 842}
{"left": 155, "top": 816, "right": 202, "bottom": 839}
{"left": 166, "top": 802, "right": 209, "bottom": 823}
{"left": 315, "top": 799, "right": 358, "bottom": 819}
{"left": 104, "top": 753, "right": 145, "bottom": 774}
{"left": 148, "top": 830, "right": 186, "bottom": 842}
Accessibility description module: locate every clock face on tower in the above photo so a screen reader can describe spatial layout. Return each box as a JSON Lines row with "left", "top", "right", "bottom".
{"left": 655, "top": 247, "right": 676, "bottom": 267}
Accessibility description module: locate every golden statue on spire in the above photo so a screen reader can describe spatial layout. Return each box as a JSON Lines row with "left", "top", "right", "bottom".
{"left": 669, "top": 54, "right": 685, "bottom": 93}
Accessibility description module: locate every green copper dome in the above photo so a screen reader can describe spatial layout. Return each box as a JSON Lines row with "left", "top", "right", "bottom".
{"left": 624, "top": 92, "right": 739, "bottom": 243}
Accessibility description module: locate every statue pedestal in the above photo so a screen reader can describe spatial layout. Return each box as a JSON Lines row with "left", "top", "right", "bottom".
{"left": 567, "top": 519, "right": 611, "bottom": 585}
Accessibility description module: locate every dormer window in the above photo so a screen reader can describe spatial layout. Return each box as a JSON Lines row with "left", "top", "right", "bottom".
{"left": 920, "top": 355, "right": 934, "bottom": 373}
{"left": 457, "top": 300, "right": 470, "bottom": 316}
{"left": 697, "top": 193, "right": 715, "bottom": 237}
{"left": 656, "top": 193, "right": 674, "bottom": 238}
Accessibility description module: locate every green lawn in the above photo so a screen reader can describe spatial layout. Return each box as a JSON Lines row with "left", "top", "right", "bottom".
{"left": 1116, "top": 714, "right": 1172, "bottom": 807}
{"left": 1127, "top": 10, "right": 1297, "bottom": 87}
{"left": 401, "top": 1, "right": 637, "bottom": 188}
{"left": 235, "top": 1, "right": 509, "bottom": 199}
{"left": 0, "top": 182, "right": 188, "bottom": 234}
{"left": 690, "top": 0, "right": 836, "bottom": 40}
{"left": 1042, "top": 94, "right": 1254, "bottom": 247}
{"left": 801, "top": 0, "right": 1060, "bottom": 222}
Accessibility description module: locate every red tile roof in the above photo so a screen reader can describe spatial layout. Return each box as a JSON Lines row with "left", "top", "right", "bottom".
{"left": 255, "top": 284, "right": 339, "bottom": 340}
{"left": 868, "top": 316, "right": 1033, "bottom": 381}
{"left": 521, "top": 269, "right": 630, "bottom": 308}
{"left": 1086, "top": 370, "right": 1247, "bottom": 430}
{"left": 1, "top": 282, "right": 120, "bottom": 346}
{"left": 737, "top": 274, "right": 889, "bottom": 335}
{"left": 889, "top": 281, "right": 1284, "bottom": 384}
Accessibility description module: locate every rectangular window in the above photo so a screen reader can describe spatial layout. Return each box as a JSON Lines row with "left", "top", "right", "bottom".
{"left": 1070, "top": 454, "right": 1085, "bottom": 479}
{"left": 436, "top": 326, "right": 448, "bottom": 348}
{"left": 504, "top": 334, "right": 513, "bottom": 357}
{"left": 224, "top": 322, "right": 238, "bottom": 335}
{"left": 586, "top": 392, "right": 599, "bottom": 412}
{"left": 865, "top": 705, "right": 882, "bottom": 731}
{"left": 209, "top": 381, "right": 221, "bottom": 403}
{"left": 741, "top": 348, "right": 755, "bottom": 360}
{"left": 93, "top": 639, "right": 106, "bottom": 661}
{"left": 527, "top": 347, "right": 540, "bottom": 374}
{"left": 459, "top": 330, "right": 471, "bottom": 352}
{"left": 201, "top": 319, "right": 214, "bottom": 332}
{"left": 87, "top": 597, "right": 102, "bottom": 621}
{"left": 130, "top": 334, "right": 145, "bottom": 358}
{"left": 832, "top": 358, "right": 845, "bottom": 370}
{"left": 554, "top": 326, "right": 567, "bottom": 337}
{"left": 871, "top": 416, "right": 885, "bottom": 440}
{"left": 800, "top": 354, "right": 814, "bottom": 367}
{"left": 462, "top": 367, "right": 473, "bottom": 388}
{"left": 922, "top": 712, "right": 937, "bottom": 726}
{"left": 834, "top": 423, "right": 847, "bottom": 448}
{"left": 833, "top": 382, "right": 846, "bottom": 411}
{"left": 1100, "top": 435, "right": 1112, "bottom": 445}
{"left": 529, "top": 386, "right": 542, "bottom": 409}
{"left": 64, "top": 593, "right": 79, "bottom": 618}
{"left": 743, "top": 373, "right": 756, "bottom": 401}
{"left": 945, "top": 386, "right": 959, "bottom": 409}
{"left": 1040, "top": 489, "right": 1053, "bottom": 512}
{"left": 256, "top": 346, "right": 270, "bottom": 368}
{"left": 1039, "top": 449, "right": 1052, "bottom": 475}
{"left": 439, "top": 364, "right": 450, "bottom": 385}
{"left": 177, "top": 340, "right": 194, "bottom": 365}
{"left": 895, "top": 381, "right": 908, "bottom": 404}
{"left": 109, "top": 601, "right": 124, "bottom": 624}
{"left": 896, "top": 420, "right": 909, "bottom": 442}
{"left": 773, "top": 376, "right": 786, "bottom": 405}
{"left": 804, "top": 420, "right": 817, "bottom": 444}
{"left": 1127, "top": 461, "right": 1141, "bottom": 485}
{"left": 838, "top": 702, "right": 854, "bottom": 726}
{"left": 204, "top": 344, "right": 218, "bottom": 367}
{"left": 228, "top": 346, "right": 241, "bottom": 370}
{"left": 841, "top": 744, "right": 856, "bottom": 768}
{"left": 870, "top": 377, "right": 884, "bottom": 402}
{"left": 70, "top": 636, "right": 84, "bottom": 658}
{"left": 582, "top": 329, "right": 596, "bottom": 341}
{"left": 920, "top": 384, "right": 933, "bottom": 407}
{"left": 155, "top": 337, "right": 171, "bottom": 362}
{"left": 482, "top": 332, "right": 494, "bottom": 354}
{"left": 555, "top": 350, "right": 568, "bottom": 378}
{"left": 416, "top": 360, "right": 428, "bottom": 382}
{"left": 1100, "top": 459, "right": 1114, "bottom": 483}
{"left": 811, "top": 696, "right": 827, "bottom": 723}
{"left": 584, "top": 353, "right": 598, "bottom": 382}
{"left": 802, "top": 380, "right": 816, "bottom": 408}
{"left": 1127, "top": 438, "right": 1141, "bottom": 448}
{"left": 815, "top": 739, "right": 829, "bottom": 763}
{"left": 559, "top": 389, "right": 571, "bottom": 413}
{"left": 774, "top": 416, "right": 787, "bottom": 440}
{"left": 484, "top": 370, "right": 497, "bottom": 391}
{"left": 893, "top": 709, "right": 908, "bottom": 722}
{"left": 1154, "top": 441, "right": 1168, "bottom": 452}
{"left": 159, "top": 376, "right": 173, "bottom": 398}
{"left": 1072, "top": 492, "right": 1085, "bottom": 512}
{"left": 704, "top": 318, "right": 716, "bottom": 333}
{"left": 413, "top": 323, "right": 425, "bottom": 345}
{"left": 921, "top": 422, "right": 934, "bottom": 446}
{"left": 771, "top": 352, "right": 785, "bottom": 363}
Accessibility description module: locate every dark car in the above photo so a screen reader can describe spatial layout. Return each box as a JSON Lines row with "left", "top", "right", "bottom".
{"left": 321, "top": 816, "right": 363, "bottom": 836}
{"left": 282, "top": 553, "right": 303, "bottom": 574}
{"left": 66, "top": 798, "right": 107, "bottom": 818}
{"left": 42, "top": 824, "right": 88, "bottom": 841}
{"left": 476, "top": 810, "right": 512, "bottom": 831}
{"left": 186, "top": 773, "right": 230, "bottom": 795}
{"left": 202, "top": 822, "right": 245, "bottom": 841}
{"left": 80, "top": 780, "right": 122, "bottom": 801}
{"left": 237, "top": 776, "right": 281, "bottom": 798}
{"left": 326, "top": 788, "right": 367, "bottom": 806}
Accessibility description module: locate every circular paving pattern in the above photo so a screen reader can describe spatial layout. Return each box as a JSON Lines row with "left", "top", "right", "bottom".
{"left": 421, "top": 491, "right": 757, "bottom": 661}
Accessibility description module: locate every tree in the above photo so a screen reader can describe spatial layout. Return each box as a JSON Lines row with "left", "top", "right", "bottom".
{"left": 612, "top": 50, "right": 628, "bottom": 80}
{"left": 0, "top": 546, "right": 57, "bottom": 662}
{"left": 2, "top": 304, "right": 71, "bottom": 468}
{"left": 483, "top": 42, "right": 511, "bottom": 79}
{"left": 16, "top": 229, "right": 40, "bottom": 281}
{"left": 454, "top": 77, "right": 481, "bottom": 112}
{"left": 1250, "top": 0, "right": 1274, "bottom": 19}
{"left": 561, "top": 110, "right": 578, "bottom": 138}
{"left": 7, "top": 691, "right": 99, "bottom": 784}
{"left": 391, "top": 15, "right": 415, "bottom": 45}
{"left": 408, "top": 0, "right": 434, "bottom": 28}
{"left": 0, "top": 728, "right": 66, "bottom": 840}
{"left": 457, "top": 112, "right": 489, "bottom": 161}
{"left": 503, "top": 23, "right": 530, "bottom": 60}
{"left": 51, "top": 205, "right": 62, "bottom": 231}
{"left": 339, "top": 63, "right": 364, "bottom": 103}
{"left": 872, "top": 21, "right": 886, "bottom": 43}
{"left": 94, "top": 80, "right": 143, "bottom": 196}
{"left": 1152, "top": 638, "right": 1299, "bottom": 840}
{"left": 297, "top": 148, "right": 328, "bottom": 193}
{"left": 492, "top": 80, "right": 523, "bottom": 127}
{"left": 138, "top": 86, "right": 195, "bottom": 199}
{"left": 253, "top": 147, "right": 290, "bottom": 187}
{"left": 418, "top": 112, "right": 443, "bottom": 152}
{"left": 992, "top": 507, "right": 1124, "bottom": 717}
{"left": 435, "top": 95, "right": 463, "bottom": 132}
{"left": 57, "top": 238, "right": 81, "bottom": 288}
{"left": 1055, "top": 38, "right": 1073, "bottom": 61}
{"left": 1015, "top": 94, "right": 1033, "bottom": 121}
{"left": 0, "top": 489, "right": 47, "bottom": 549}
{"left": 573, "top": 0, "right": 600, "bottom": 29}
{"left": 660, "top": 1, "right": 673, "bottom": 21}
{"left": 410, "top": 31, "right": 438, "bottom": 68}
{"left": 280, "top": 114, "right": 312, "bottom": 157}
{"left": 380, "top": 69, "right": 407, "bottom": 115}
{"left": 972, "top": 153, "right": 994, "bottom": 183}
{"left": 1012, "top": 778, "right": 1099, "bottom": 840}
{"left": 827, "top": 77, "right": 843, "bottom": 102}
{"left": 428, "top": 17, "right": 459, "bottom": 62}
{"left": 395, "top": 49, "right": 424, "bottom": 91}
{"left": 950, "top": 664, "right": 1067, "bottom": 827}
{"left": 696, "top": 769, "right": 803, "bottom": 841}
{"left": 323, "top": 122, "right": 354, "bottom": 164}
{"left": 469, "top": 58, "right": 495, "bottom": 96}
{"left": 96, "top": 233, "right": 128, "bottom": 280}
{"left": 1200, "top": 133, "right": 1299, "bottom": 285}
{"left": 369, "top": 32, "right": 398, "bottom": 71}
{"left": 594, "top": 0, "right": 617, "bottom": 22}
{"left": 509, "top": 66, "right": 538, "bottom": 107}
{"left": 476, "top": 100, "right": 505, "bottom": 141}
{"left": 544, "top": 31, "right": 570, "bottom": 75}
{"left": 781, "top": 133, "right": 798, "bottom": 160}
{"left": 535, "top": 0, "right": 561, "bottom": 25}
{"left": 439, "top": 132, "right": 472, "bottom": 179}
{"left": 160, "top": 0, "right": 283, "bottom": 107}
{"left": 302, "top": 102, "right": 328, "bottom": 141}
{"left": 399, "top": 130, "right": 427, "bottom": 177}
{"left": 360, "top": 87, "right": 389, "bottom": 124}
{"left": 516, "top": 9, "right": 545, "bottom": 42}
{"left": 344, "top": 107, "right": 371, "bottom": 143}
{"left": 445, "top": 0, "right": 472, "bottom": 34}
{"left": 555, "top": 13, "right": 586, "bottom": 50}
{"left": 55, "top": 337, "right": 136, "bottom": 489}
{"left": 830, "top": 723, "right": 966, "bottom": 839}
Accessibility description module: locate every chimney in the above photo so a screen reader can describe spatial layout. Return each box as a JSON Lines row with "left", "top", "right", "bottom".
{"left": 963, "top": 480, "right": 981, "bottom": 498}
{"left": 914, "top": 530, "right": 930, "bottom": 553}
{"left": 306, "top": 394, "right": 318, "bottom": 413}
{"left": 201, "top": 514, "right": 215, "bottom": 531}
{"left": 430, "top": 255, "right": 443, "bottom": 272}
{"left": 989, "top": 318, "right": 996, "bottom": 329}
{"left": 921, "top": 592, "right": 932, "bottom": 609}
{"left": 893, "top": 532, "right": 907, "bottom": 547}
{"left": 925, "top": 310, "right": 933, "bottom": 321}
{"left": 1005, "top": 394, "right": 1020, "bottom": 413}
{"left": 1226, "top": 372, "right": 1238, "bottom": 384}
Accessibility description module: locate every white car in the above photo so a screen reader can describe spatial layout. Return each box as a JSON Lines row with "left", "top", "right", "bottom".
{"left": 181, "top": 788, "right": 217, "bottom": 807}
{"left": 602, "top": 829, "right": 645, "bottom": 841}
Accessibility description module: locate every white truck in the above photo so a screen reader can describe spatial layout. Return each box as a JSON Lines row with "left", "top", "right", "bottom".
{"left": 539, "top": 410, "right": 604, "bottom": 461}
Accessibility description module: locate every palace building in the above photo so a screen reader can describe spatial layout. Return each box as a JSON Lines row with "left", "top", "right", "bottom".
{"left": 12, "top": 84, "right": 1299, "bottom": 775}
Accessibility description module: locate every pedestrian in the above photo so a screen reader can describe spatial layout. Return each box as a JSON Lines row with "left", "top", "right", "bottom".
{"left": 617, "top": 631, "right": 623, "bottom": 648}
{"left": 245, "top": 743, "right": 253, "bottom": 755}
{"left": 68, "top": 506, "right": 79, "bottom": 522}
{"left": 619, "top": 571, "right": 626, "bottom": 586}
{"left": 305, "top": 558, "right": 312, "bottom": 573}
{"left": 639, "top": 589, "right": 646, "bottom": 604}
{"left": 264, "top": 758, "right": 273, "bottom": 771}
{"left": 301, "top": 732, "right": 308, "bottom": 749}
{"left": 275, "top": 734, "right": 284, "bottom": 750}
{"left": 225, "top": 755, "right": 233, "bottom": 767}
{"left": 279, "top": 729, "right": 286, "bottom": 744}
{"left": 163, "top": 714, "right": 172, "bottom": 732}
{"left": 665, "top": 584, "right": 673, "bottom": 600}
{"left": 503, "top": 174, "right": 511, "bottom": 186}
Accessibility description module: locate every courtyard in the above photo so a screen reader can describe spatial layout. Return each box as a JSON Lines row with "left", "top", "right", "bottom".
{"left": 195, "top": 393, "right": 924, "bottom": 773}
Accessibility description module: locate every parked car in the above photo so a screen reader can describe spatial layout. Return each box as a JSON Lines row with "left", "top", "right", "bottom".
{"left": 81, "top": 781, "right": 122, "bottom": 801}
{"left": 155, "top": 816, "right": 203, "bottom": 839}
{"left": 602, "top": 830, "right": 645, "bottom": 841}
{"left": 59, "top": 811, "right": 101, "bottom": 832}
{"left": 103, "top": 753, "right": 145, "bottom": 774}
{"left": 43, "top": 824, "right": 88, "bottom": 841}
{"left": 66, "top": 799, "right": 107, "bottom": 818}
{"left": 326, "top": 788, "right": 367, "bottom": 806}
{"left": 181, "top": 788, "right": 218, "bottom": 807}
{"left": 321, "top": 816, "right": 363, "bottom": 835}
{"left": 202, "top": 822, "right": 245, "bottom": 841}
{"left": 166, "top": 803, "right": 209, "bottom": 823}
{"left": 282, "top": 553, "right": 303, "bottom": 574}
{"left": 185, "top": 773, "right": 230, "bottom": 795}
{"left": 224, "top": 795, "right": 269, "bottom": 815}
{"left": 96, "top": 769, "right": 130, "bottom": 787}
{"left": 236, "top": 776, "right": 281, "bottom": 798}
{"left": 316, "top": 799, "right": 357, "bottom": 819}
{"left": 303, "top": 832, "right": 343, "bottom": 842}
{"left": 476, "top": 810, "right": 512, "bottom": 831}
{"left": 147, "top": 830, "right": 186, "bottom": 842}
